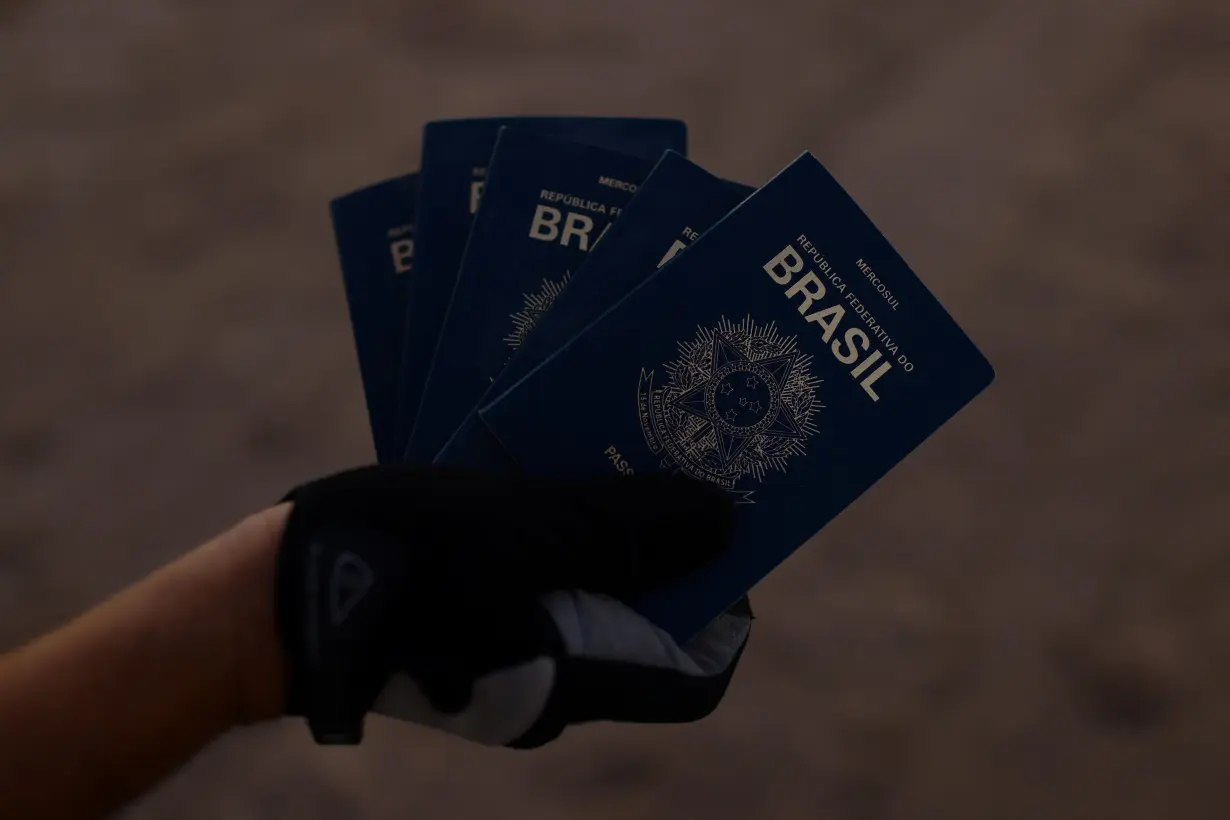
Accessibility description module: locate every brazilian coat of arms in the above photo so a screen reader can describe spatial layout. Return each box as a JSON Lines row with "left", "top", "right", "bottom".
{"left": 637, "top": 316, "right": 822, "bottom": 500}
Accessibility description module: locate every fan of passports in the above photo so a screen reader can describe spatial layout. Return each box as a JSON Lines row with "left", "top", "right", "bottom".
{"left": 329, "top": 116, "right": 995, "bottom": 642}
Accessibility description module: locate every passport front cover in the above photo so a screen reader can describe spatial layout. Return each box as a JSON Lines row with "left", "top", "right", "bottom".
{"left": 394, "top": 116, "right": 688, "bottom": 457}
{"left": 435, "top": 151, "right": 752, "bottom": 471}
{"left": 407, "top": 129, "right": 658, "bottom": 462}
{"left": 329, "top": 173, "right": 418, "bottom": 463}
{"left": 478, "top": 152, "right": 996, "bottom": 642}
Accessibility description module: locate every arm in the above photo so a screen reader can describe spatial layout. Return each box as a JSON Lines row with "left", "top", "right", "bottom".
{"left": 0, "top": 467, "right": 751, "bottom": 817}
{"left": 0, "top": 505, "right": 289, "bottom": 820}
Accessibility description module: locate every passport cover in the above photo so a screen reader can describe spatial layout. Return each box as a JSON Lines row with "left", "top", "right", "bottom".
{"left": 394, "top": 116, "right": 688, "bottom": 458}
{"left": 406, "top": 128, "right": 658, "bottom": 463}
{"left": 435, "top": 150, "right": 752, "bottom": 472}
{"left": 478, "top": 152, "right": 996, "bottom": 642}
{"left": 329, "top": 173, "right": 418, "bottom": 463}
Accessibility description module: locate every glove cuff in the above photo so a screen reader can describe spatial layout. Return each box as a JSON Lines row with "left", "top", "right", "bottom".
{"left": 276, "top": 524, "right": 360, "bottom": 743}
{"left": 276, "top": 487, "right": 410, "bottom": 744}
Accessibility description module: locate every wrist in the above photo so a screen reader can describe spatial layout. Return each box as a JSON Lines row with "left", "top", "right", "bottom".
{"left": 215, "top": 504, "right": 290, "bottom": 726}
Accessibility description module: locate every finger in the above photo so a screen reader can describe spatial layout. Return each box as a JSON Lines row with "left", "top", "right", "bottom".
{"left": 281, "top": 465, "right": 737, "bottom": 604}
{"left": 503, "top": 471, "right": 738, "bottom": 600}
{"left": 376, "top": 598, "right": 563, "bottom": 745}
{"left": 508, "top": 591, "right": 751, "bottom": 748}
{"left": 406, "top": 468, "right": 738, "bottom": 600}
{"left": 543, "top": 590, "right": 751, "bottom": 675}
{"left": 372, "top": 660, "right": 556, "bottom": 747}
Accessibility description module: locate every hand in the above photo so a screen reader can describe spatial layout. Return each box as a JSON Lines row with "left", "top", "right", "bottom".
{"left": 275, "top": 465, "right": 753, "bottom": 747}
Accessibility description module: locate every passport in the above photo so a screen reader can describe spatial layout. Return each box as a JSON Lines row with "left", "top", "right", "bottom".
{"left": 478, "top": 152, "right": 996, "bottom": 642}
{"left": 435, "top": 150, "right": 753, "bottom": 472}
{"left": 329, "top": 173, "right": 418, "bottom": 463}
{"left": 406, "top": 128, "right": 659, "bottom": 463}
{"left": 394, "top": 116, "right": 688, "bottom": 458}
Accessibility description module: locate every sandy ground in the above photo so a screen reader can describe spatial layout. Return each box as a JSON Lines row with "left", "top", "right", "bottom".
{"left": 1, "top": 0, "right": 1228, "bottom": 817}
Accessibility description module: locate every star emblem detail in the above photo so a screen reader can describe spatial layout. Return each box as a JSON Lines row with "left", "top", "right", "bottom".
{"left": 668, "top": 333, "right": 806, "bottom": 469}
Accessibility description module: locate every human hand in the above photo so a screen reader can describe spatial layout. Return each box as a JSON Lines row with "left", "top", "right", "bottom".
{"left": 274, "top": 465, "right": 753, "bottom": 747}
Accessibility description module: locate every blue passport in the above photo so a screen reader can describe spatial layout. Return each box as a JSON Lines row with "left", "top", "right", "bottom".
{"left": 329, "top": 173, "right": 418, "bottom": 463}
{"left": 407, "top": 129, "right": 659, "bottom": 463}
{"left": 478, "top": 152, "right": 996, "bottom": 642}
{"left": 435, "top": 151, "right": 753, "bottom": 472}
{"left": 394, "top": 116, "right": 688, "bottom": 458}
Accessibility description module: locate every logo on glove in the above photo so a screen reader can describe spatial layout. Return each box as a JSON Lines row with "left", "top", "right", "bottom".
{"left": 329, "top": 551, "right": 374, "bottom": 626}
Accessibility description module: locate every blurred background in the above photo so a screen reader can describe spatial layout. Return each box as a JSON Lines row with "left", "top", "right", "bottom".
{"left": 1, "top": 0, "right": 1228, "bottom": 817}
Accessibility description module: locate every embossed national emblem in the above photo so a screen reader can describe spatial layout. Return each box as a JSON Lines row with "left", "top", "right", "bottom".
{"left": 637, "top": 316, "right": 822, "bottom": 500}
{"left": 504, "top": 272, "right": 571, "bottom": 351}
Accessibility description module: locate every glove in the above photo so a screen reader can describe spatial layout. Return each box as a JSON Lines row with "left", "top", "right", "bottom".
{"left": 275, "top": 465, "right": 753, "bottom": 748}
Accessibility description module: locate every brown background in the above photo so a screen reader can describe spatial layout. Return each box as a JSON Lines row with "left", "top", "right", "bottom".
{"left": 2, "top": 0, "right": 1228, "bottom": 817}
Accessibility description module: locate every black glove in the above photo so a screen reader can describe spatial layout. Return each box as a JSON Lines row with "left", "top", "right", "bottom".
{"left": 275, "top": 465, "right": 753, "bottom": 748}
